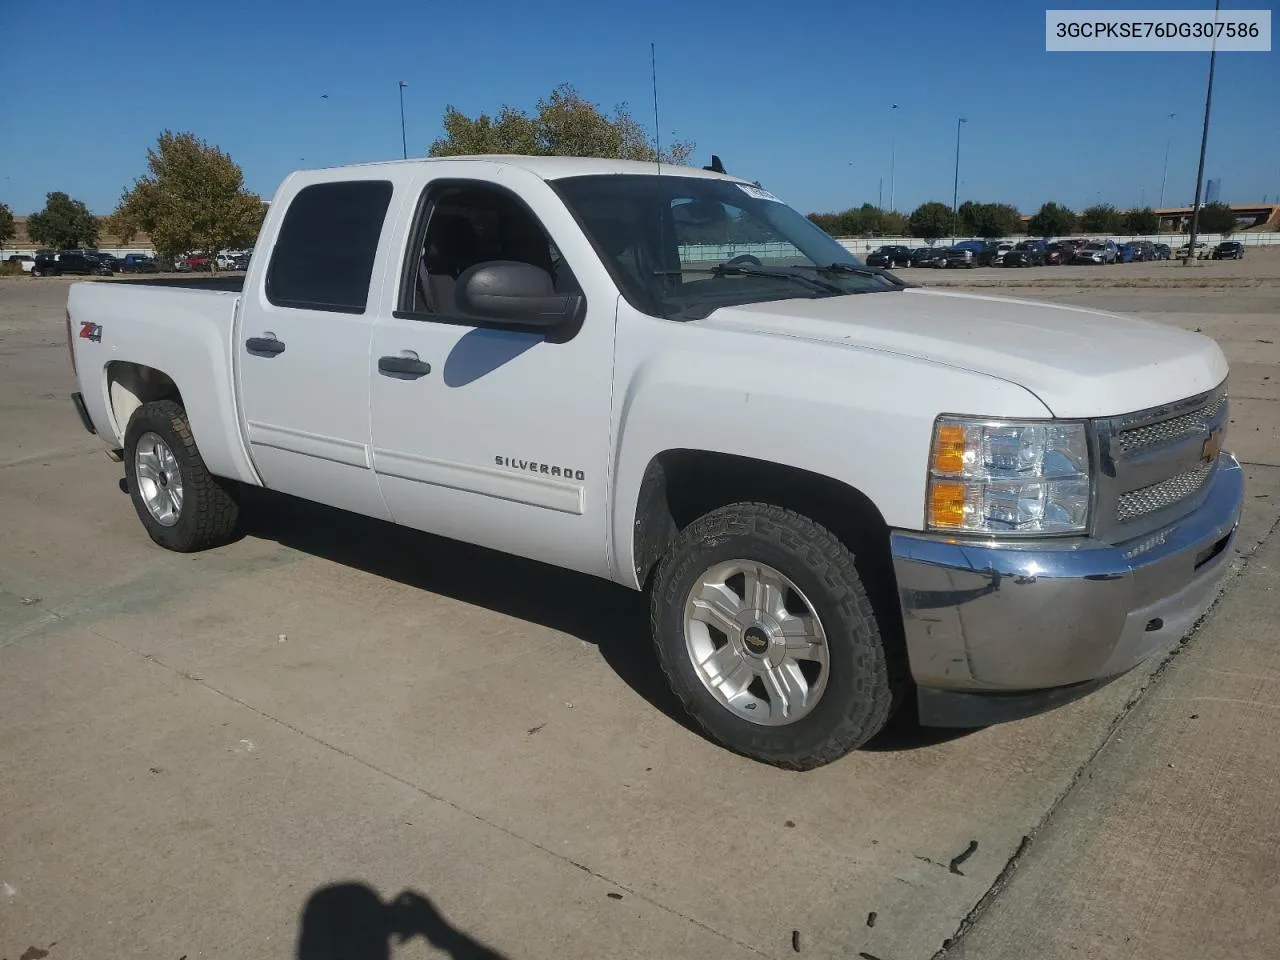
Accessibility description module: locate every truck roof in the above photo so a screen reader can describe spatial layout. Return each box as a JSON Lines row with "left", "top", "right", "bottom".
{"left": 332, "top": 154, "right": 748, "bottom": 183}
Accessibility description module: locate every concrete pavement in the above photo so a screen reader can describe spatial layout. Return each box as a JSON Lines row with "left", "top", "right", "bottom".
{"left": 2, "top": 261, "right": 1278, "bottom": 960}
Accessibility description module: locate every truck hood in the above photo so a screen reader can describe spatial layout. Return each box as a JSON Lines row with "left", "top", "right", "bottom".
{"left": 703, "top": 288, "right": 1227, "bottom": 418}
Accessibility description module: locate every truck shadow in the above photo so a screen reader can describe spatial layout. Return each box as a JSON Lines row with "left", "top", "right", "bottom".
{"left": 237, "top": 487, "right": 971, "bottom": 752}
{"left": 237, "top": 486, "right": 694, "bottom": 733}
{"left": 297, "top": 883, "right": 508, "bottom": 960}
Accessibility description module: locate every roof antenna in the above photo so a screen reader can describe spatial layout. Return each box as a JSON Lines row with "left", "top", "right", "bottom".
{"left": 650, "top": 42, "right": 661, "bottom": 175}
{"left": 703, "top": 155, "right": 725, "bottom": 174}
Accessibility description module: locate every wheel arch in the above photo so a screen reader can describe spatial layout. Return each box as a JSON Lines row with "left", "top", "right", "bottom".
{"left": 106, "top": 360, "right": 184, "bottom": 441}
{"left": 630, "top": 449, "right": 906, "bottom": 670}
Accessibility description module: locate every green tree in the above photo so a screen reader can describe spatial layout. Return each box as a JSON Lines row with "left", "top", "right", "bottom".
{"left": 958, "top": 202, "right": 1022, "bottom": 239}
{"left": 1196, "top": 202, "right": 1238, "bottom": 235}
{"left": 909, "top": 202, "right": 954, "bottom": 242}
{"left": 27, "top": 192, "right": 99, "bottom": 249}
{"left": 429, "top": 83, "right": 693, "bottom": 164}
{"left": 0, "top": 202, "right": 15, "bottom": 247}
{"left": 881, "top": 210, "right": 908, "bottom": 236}
{"left": 1027, "top": 202, "right": 1076, "bottom": 237}
{"left": 807, "top": 204, "right": 908, "bottom": 238}
{"left": 109, "top": 131, "right": 266, "bottom": 262}
{"left": 1080, "top": 203, "right": 1124, "bottom": 233}
{"left": 1123, "top": 207, "right": 1159, "bottom": 235}
{"left": 808, "top": 212, "right": 843, "bottom": 235}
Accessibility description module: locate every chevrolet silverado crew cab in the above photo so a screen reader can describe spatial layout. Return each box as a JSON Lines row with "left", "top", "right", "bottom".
{"left": 64, "top": 156, "right": 1243, "bottom": 769}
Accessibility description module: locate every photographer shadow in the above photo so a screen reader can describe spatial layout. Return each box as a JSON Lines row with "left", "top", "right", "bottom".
{"left": 297, "top": 883, "right": 508, "bottom": 960}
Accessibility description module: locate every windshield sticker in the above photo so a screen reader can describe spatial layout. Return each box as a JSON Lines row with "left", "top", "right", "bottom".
{"left": 736, "top": 183, "right": 783, "bottom": 203}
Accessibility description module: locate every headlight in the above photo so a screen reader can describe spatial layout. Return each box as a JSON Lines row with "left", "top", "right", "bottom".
{"left": 926, "top": 417, "right": 1092, "bottom": 535}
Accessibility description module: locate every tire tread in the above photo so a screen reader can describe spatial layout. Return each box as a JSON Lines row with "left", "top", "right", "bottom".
{"left": 650, "top": 502, "right": 892, "bottom": 770}
{"left": 125, "top": 399, "right": 239, "bottom": 552}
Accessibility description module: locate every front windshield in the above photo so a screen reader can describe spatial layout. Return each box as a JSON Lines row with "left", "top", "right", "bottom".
{"left": 553, "top": 174, "right": 896, "bottom": 320}
{"left": 1084, "top": 242, "right": 1105, "bottom": 250}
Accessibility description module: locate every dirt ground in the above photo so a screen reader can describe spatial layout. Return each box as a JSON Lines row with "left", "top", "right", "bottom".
{"left": 1, "top": 251, "right": 1278, "bottom": 960}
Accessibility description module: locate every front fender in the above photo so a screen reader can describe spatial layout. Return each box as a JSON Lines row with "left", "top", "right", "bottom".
{"left": 608, "top": 310, "right": 1051, "bottom": 587}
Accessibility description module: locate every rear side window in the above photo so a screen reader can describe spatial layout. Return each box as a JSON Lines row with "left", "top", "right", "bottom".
{"left": 266, "top": 180, "right": 393, "bottom": 314}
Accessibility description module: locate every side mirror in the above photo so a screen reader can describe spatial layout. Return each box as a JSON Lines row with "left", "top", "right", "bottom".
{"left": 456, "top": 260, "right": 583, "bottom": 329}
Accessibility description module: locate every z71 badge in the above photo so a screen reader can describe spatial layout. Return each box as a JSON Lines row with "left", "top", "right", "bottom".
{"left": 79, "top": 321, "right": 103, "bottom": 343}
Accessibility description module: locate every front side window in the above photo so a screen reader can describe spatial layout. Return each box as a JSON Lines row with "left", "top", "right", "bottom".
{"left": 400, "top": 181, "right": 578, "bottom": 319}
{"left": 553, "top": 174, "right": 896, "bottom": 321}
{"left": 266, "top": 180, "right": 393, "bottom": 313}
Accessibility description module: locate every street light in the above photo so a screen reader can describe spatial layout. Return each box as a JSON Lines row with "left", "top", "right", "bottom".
{"left": 1159, "top": 112, "right": 1176, "bottom": 208}
{"left": 398, "top": 80, "right": 408, "bottom": 160}
{"left": 1184, "top": 0, "right": 1220, "bottom": 264}
{"left": 888, "top": 103, "right": 899, "bottom": 212}
{"left": 952, "top": 117, "right": 967, "bottom": 238}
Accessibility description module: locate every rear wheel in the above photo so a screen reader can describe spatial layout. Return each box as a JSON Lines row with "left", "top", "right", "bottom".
{"left": 650, "top": 503, "right": 894, "bottom": 770}
{"left": 124, "top": 399, "right": 240, "bottom": 552}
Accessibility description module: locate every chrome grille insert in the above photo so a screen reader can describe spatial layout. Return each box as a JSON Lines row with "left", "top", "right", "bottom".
{"left": 1115, "top": 462, "right": 1215, "bottom": 522}
{"left": 1113, "top": 393, "right": 1227, "bottom": 456}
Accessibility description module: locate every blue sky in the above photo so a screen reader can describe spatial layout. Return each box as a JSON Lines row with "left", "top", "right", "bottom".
{"left": 1, "top": 0, "right": 1275, "bottom": 217}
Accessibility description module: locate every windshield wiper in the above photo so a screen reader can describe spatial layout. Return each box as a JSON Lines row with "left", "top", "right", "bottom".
{"left": 803, "top": 263, "right": 910, "bottom": 288}
{"left": 655, "top": 264, "right": 845, "bottom": 294}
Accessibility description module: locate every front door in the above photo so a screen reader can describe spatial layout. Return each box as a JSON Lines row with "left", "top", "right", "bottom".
{"left": 236, "top": 177, "right": 398, "bottom": 520}
{"left": 367, "top": 173, "right": 616, "bottom": 578}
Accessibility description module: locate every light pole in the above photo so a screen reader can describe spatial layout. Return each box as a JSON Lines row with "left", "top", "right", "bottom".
{"left": 889, "top": 103, "right": 899, "bottom": 212}
{"left": 398, "top": 80, "right": 408, "bottom": 160}
{"left": 1184, "top": 0, "right": 1220, "bottom": 264}
{"left": 1159, "top": 112, "right": 1176, "bottom": 208}
{"left": 951, "top": 117, "right": 967, "bottom": 238}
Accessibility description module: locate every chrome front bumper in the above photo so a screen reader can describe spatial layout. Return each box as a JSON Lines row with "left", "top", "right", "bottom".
{"left": 891, "top": 454, "right": 1244, "bottom": 722}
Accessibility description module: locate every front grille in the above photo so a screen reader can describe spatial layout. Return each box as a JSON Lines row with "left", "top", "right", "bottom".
{"left": 1115, "top": 462, "right": 1215, "bottom": 522}
{"left": 1113, "top": 393, "right": 1227, "bottom": 456}
{"left": 1094, "top": 381, "right": 1229, "bottom": 540}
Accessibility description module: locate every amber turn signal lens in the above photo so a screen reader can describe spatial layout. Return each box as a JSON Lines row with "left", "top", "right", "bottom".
{"left": 932, "top": 424, "right": 967, "bottom": 475}
{"left": 929, "top": 481, "right": 967, "bottom": 528}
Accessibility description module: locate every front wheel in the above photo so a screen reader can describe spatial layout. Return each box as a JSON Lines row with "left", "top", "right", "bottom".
{"left": 650, "top": 503, "right": 894, "bottom": 770}
{"left": 124, "top": 399, "right": 240, "bottom": 552}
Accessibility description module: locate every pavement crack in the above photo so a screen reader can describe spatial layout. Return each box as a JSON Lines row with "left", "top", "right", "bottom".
{"left": 948, "top": 840, "right": 978, "bottom": 875}
{"left": 83, "top": 630, "right": 776, "bottom": 960}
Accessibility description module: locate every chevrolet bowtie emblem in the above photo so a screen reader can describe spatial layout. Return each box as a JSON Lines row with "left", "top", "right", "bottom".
{"left": 1201, "top": 428, "right": 1223, "bottom": 464}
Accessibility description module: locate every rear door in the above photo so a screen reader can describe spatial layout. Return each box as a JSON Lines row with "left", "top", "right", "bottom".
{"left": 235, "top": 177, "right": 400, "bottom": 520}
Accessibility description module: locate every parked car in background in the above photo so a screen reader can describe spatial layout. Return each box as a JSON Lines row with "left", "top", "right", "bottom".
{"left": 31, "top": 252, "right": 113, "bottom": 277}
{"left": 175, "top": 253, "right": 212, "bottom": 272}
{"left": 1115, "top": 244, "right": 1136, "bottom": 264}
{"left": 5, "top": 254, "right": 36, "bottom": 273}
{"left": 1044, "top": 242, "right": 1072, "bottom": 265}
{"left": 989, "top": 241, "right": 1017, "bottom": 266}
{"left": 909, "top": 246, "right": 942, "bottom": 267}
{"left": 946, "top": 240, "right": 998, "bottom": 268}
{"left": 121, "top": 254, "right": 159, "bottom": 273}
{"left": 1175, "top": 241, "right": 1208, "bottom": 258}
{"left": 865, "top": 245, "right": 913, "bottom": 269}
{"left": 1129, "top": 240, "right": 1156, "bottom": 262}
{"left": 231, "top": 253, "right": 251, "bottom": 271}
{"left": 1075, "top": 240, "right": 1118, "bottom": 264}
{"left": 1004, "top": 240, "right": 1047, "bottom": 267}
{"left": 91, "top": 252, "right": 121, "bottom": 272}
{"left": 1212, "top": 241, "right": 1244, "bottom": 260}
{"left": 1154, "top": 243, "right": 1173, "bottom": 260}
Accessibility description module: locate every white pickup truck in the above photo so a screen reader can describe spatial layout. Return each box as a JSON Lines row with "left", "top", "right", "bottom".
{"left": 65, "top": 155, "right": 1243, "bottom": 769}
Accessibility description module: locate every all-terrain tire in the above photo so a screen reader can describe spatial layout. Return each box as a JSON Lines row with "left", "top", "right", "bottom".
{"left": 123, "top": 399, "right": 240, "bottom": 552}
{"left": 650, "top": 503, "right": 894, "bottom": 770}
